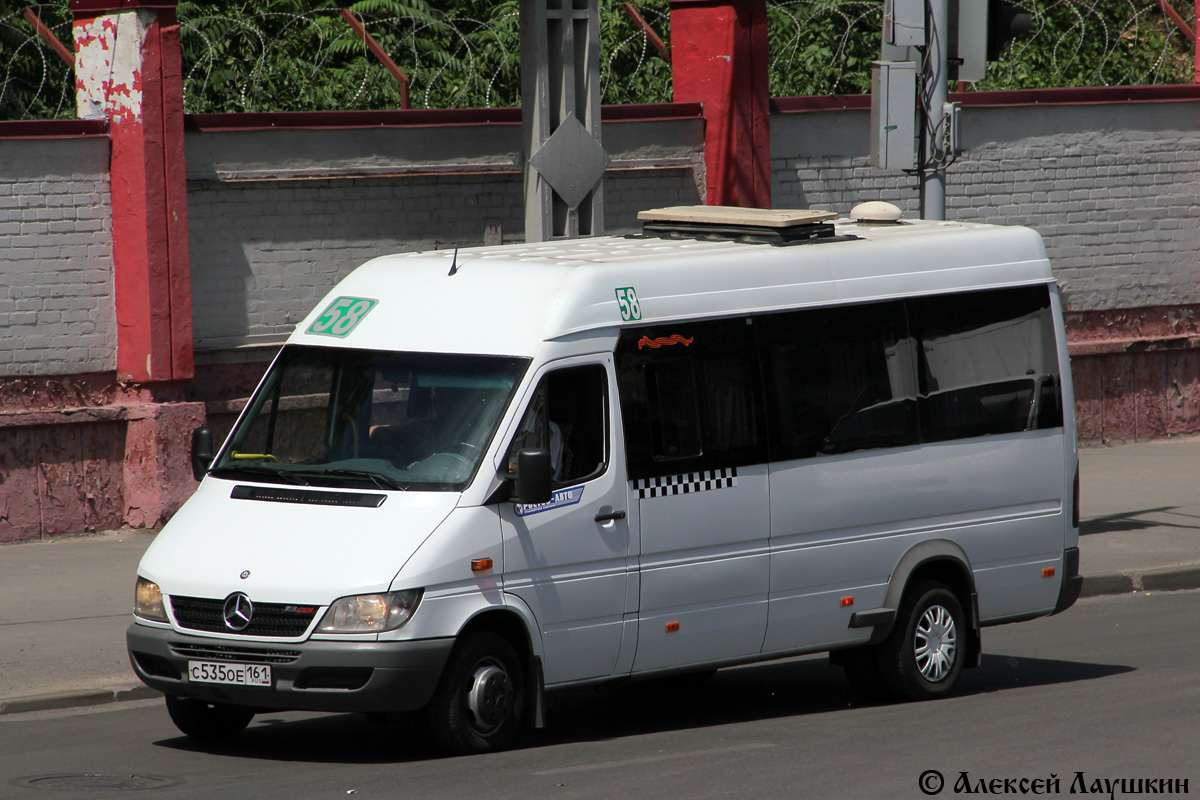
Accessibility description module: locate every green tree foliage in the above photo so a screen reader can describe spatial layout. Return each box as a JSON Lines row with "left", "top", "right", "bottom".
{"left": 768, "top": 0, "right": 880, "bottom": 97}
{"left": 1, "top": 0, "right": 1196, "bottom": 121}
{"left": 977, "top": 0, "right": 1192, "bottom": 90}
{"left": 1, "top": 2, "right": 75, "bottom": 119}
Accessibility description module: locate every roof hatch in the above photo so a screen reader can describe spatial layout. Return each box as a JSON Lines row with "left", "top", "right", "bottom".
{"left": 637, "top": 205, "right": 846, "bottom": 246}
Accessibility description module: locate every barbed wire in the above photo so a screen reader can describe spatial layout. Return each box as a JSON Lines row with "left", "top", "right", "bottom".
{"left": 1, "top": 1, "right": 1195, "bottom": 122}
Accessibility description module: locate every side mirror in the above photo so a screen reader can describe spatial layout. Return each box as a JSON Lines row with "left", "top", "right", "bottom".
{"left": 191, "top": 427, "right": 215, "bottom": 481}
{"left": 515, "top": 448, "right": 552, "bottom": 505}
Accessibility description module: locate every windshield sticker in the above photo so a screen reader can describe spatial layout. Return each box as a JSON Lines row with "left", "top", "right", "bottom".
{"left": 516, "top": 486, "right": 585, "bottom": 517}
{"left": 307, "top": 297, "right": 378, "bottom": 338}
{"left": 615, "top": 287, "right": 642, "bottom": 321}
{"left": 634, "top": 468, "right": 737, "bottom": 499}
{"left": 637, "top": 334, "right": 693, "bottom": 350}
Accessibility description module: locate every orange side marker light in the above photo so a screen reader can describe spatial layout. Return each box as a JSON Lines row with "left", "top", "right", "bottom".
{"left": 471, "top": 558, "right": 494, "bottom": 572}
{"left": 840, "top": 597, "right": 854, "bottom": 607}
{"left": 1042, "top": 567, "right": 1056, "bottom": 578}
{"left": 665, "top": 622, "right": 680, "bottom": 633}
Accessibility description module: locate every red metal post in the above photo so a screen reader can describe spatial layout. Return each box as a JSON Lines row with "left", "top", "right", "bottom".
{"left": 23, "top": 8, "right": 76, "bottom": 67}
{"left": 1155, "top": 0, "right": 1196, "bottom": 41}
{"left": 623, "top": 3, "right": 670, "bottom": 60}
{"left": 668, "top": 0, "right": 771, "bottom": 208}
{"left": 341, "top": 9, "right": 411, "bottom": 110}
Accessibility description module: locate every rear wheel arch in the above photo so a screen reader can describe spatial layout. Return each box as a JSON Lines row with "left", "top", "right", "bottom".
{"left": 874, "top": 540, "right": 981, "bottom": 665}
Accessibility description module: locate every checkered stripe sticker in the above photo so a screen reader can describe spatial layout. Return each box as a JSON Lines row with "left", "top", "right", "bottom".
{"left": 634, "top": 468, "right": 738, "bottom": 499}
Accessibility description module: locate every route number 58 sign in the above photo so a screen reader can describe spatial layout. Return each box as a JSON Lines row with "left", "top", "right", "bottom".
{"left": 307, "top": 297, "right": 378, "bottom": 338}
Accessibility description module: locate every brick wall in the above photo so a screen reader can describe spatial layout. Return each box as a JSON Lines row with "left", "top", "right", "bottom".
{"left": 0, "top": 136, "right": 115, "bottom": 377}
{"left": 185, "top": 114, "right": 705, "bottom": 352}
{"left": 771, "top": 95, "right": 1200, "bottom": 313}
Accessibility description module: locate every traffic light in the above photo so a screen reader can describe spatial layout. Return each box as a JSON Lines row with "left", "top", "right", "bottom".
{"left": 987, "top": 0, "right": 1033, "bottom": 61}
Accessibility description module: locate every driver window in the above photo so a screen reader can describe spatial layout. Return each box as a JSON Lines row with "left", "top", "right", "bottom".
{"left": 507, "top": 365, "right": 607, "bottom": 486}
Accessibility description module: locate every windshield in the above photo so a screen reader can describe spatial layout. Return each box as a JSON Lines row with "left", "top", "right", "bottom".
{"left": 211, "top": 346, "right": 529, "bottom": 491}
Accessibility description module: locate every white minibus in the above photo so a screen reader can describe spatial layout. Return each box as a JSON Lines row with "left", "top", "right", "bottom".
{"left": 127, "top": 204, "right": 1081, "bottom": 753}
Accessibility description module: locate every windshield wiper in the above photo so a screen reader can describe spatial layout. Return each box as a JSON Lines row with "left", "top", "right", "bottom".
{"left": 208, "top": 465, "right": 310, "bottom": 486}
{"left": 289, "top": 468, "right": 408, "bottom": 491}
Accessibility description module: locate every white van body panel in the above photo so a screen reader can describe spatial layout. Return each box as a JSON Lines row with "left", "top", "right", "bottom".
{"left": 137, "top": 479, "right": 457, "bottom": 605}
{"left": 289, "top": 223, "right": 1052, "bottom": 356}
{"left": 633, "top": 462, "right": 770, "bottom": 672}
{"left": 763, "top": 429, "right": 1066, "bottom": 654}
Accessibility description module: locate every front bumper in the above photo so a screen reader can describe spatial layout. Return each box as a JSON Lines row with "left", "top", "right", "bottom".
{"left": 127, "top": 623, "right": 454, "bottom": 713}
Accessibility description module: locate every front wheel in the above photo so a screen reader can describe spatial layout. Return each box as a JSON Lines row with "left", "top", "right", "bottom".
{"left": 426, "top": 632, "right": 525, "bottom": 755}
{"left": 878, "top": 581, "right": 965, "bottom": 701}
{"left": 165, "top": 695, "right": 254, "bottom": 741}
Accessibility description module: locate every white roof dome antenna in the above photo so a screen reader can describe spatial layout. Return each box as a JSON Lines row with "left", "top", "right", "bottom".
{"left": 850, "top": 201, "right": 903, "bottom": 224}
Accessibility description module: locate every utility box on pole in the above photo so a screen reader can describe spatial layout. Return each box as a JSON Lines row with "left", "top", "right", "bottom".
{"left": 870, "top": 61, "right": 917, "bottom": 171}
{"left": 948, "top": 0, "right": 988, "bottom": 82}
{"left": 884, "top": 0, "right": 925, "bottom": 46}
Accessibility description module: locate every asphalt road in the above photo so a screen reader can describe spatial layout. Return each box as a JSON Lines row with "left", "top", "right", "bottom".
{"left": 2, "top": 590, "right": 1197, "bottom": 800}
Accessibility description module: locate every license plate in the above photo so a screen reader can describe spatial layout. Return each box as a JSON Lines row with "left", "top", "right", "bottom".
{"left": 187, "top": 661, "right": 272, "bottom": 687}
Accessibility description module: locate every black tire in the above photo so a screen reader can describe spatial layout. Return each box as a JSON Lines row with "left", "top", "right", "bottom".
{"left": 165, "top": 695, "right": 254, "bottom": 741}
{"left": 878, "top": 581, "right": 966, "bottom": 701}
{"left": 426, "top": 632, "right": 525, "bottom": 755}
{"left": 839, "top": 647, "right": 889, "bottom": 702}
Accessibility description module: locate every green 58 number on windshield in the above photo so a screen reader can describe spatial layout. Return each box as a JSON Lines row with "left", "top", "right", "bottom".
{"left": 308, "top": 296, "right": 378, "bottom": 338}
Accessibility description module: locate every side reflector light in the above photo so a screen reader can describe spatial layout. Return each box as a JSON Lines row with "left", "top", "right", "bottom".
{"left": 665, "top": 622, "right": 680, "bottom": 633}
{"left": 840, "top": 597, "right": 854, "bottom": 607}
{"left": 1043, "top": 567, "right": 1056, "bottom": 578}
{"left": 471, "top": 558, "right": 494, "bottom": 572}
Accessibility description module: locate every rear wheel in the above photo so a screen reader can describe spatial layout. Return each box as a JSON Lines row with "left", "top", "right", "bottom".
{"left": 426, "top": 632, "right": 525, "bottom": 754}
{"left": 878, "top": 581, "right": 965, "bottom": 701}
{"left": 165, "top": 695, "right": 254, "bottom": 741}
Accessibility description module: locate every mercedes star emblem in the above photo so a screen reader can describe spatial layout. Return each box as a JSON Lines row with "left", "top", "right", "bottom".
{"left": 222, "top": 592, "right": 254, "bottom": 631}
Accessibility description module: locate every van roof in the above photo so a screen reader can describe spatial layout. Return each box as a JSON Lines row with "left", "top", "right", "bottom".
{"left": 290, "top": 215, "right": 1053, "bottom": 358}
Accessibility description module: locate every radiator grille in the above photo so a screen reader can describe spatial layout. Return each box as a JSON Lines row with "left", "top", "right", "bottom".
{"left": 170, "top": 595, "right": 319, "bottom": 638}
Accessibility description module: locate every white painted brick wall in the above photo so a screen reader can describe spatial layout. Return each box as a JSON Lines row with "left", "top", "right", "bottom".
{"left": 186, "top": 121, "right": 703, "bottom": 351}
{"left": 0, "top": 139, "right": 115, "bottom": 376}
{"left": 11, "top": 101, "right": 1195, "bottom": 375}
{"left": 771, "top": 101, "right": 1200, "bottom": 312}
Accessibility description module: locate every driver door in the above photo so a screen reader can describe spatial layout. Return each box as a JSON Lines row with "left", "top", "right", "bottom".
{"left": 499, "top": 358, "right": 634, "bottom": 686}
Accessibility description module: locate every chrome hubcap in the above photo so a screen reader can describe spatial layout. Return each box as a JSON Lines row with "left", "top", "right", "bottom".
{"left": 914, "top": 604, "right": 957, "bottom": 683}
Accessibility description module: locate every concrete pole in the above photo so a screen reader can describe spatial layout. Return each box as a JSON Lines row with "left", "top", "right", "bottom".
{"left": 71, "top": 0, "right": 202, "bottom": 530}
{"left": 70, "top": 0, "right": 193, "bottom": 383}
{"left": 521, "top": 0, "right": 607, "bottom": 242}
{"left": 919, "top": 0, "right": 948, "bottom": 220}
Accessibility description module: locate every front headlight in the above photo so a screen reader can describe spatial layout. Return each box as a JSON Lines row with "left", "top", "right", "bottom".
{"left": 316, "top": 589, "right": 423, "bottom": 633}
{"left": 134, "top": 577, "right": 168, "bottom": 622}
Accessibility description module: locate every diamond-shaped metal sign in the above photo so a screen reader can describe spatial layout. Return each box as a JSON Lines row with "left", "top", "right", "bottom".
{"left": 528, "top": 112, "right": 610, "bottom": 210}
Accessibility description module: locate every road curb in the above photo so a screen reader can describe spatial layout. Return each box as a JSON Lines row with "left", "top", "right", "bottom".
{"left": 0, "top": 685, "right": 160, "bottom": 716}
{"left": 1080, "top": 566, "right": 1200, "bottom": 598}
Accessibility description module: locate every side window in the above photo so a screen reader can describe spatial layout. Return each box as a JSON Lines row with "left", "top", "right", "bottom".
{"left": 758, "top": 300, "right": 918, "bottom": 460}
{"left": 908, "top": 285, "right": 1063, "bottom": 442}
{"left": 616, "top": 318, "right": 766, "bottom": 480}
{"left": 507, "top": 365, "right": 608, "bottom": 486}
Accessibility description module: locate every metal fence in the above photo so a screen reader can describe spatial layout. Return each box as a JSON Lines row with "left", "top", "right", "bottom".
{"left": 1, "top": 1, "right": 1194, "bottom": 121}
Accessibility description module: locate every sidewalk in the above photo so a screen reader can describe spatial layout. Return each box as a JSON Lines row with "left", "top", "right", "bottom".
{"left": 2, "top": 436, "right": 1199, "bottom": 715}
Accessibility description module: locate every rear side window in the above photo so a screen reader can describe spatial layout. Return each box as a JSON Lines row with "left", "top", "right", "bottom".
{"left": 616, "top": 318, "right": 766, "bottom": 480}
{"left": 758, "top": 300, "right": 918, "bottom": 460}
{"left": 908, "top": 286, "right": 1063, "bottom": 442}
